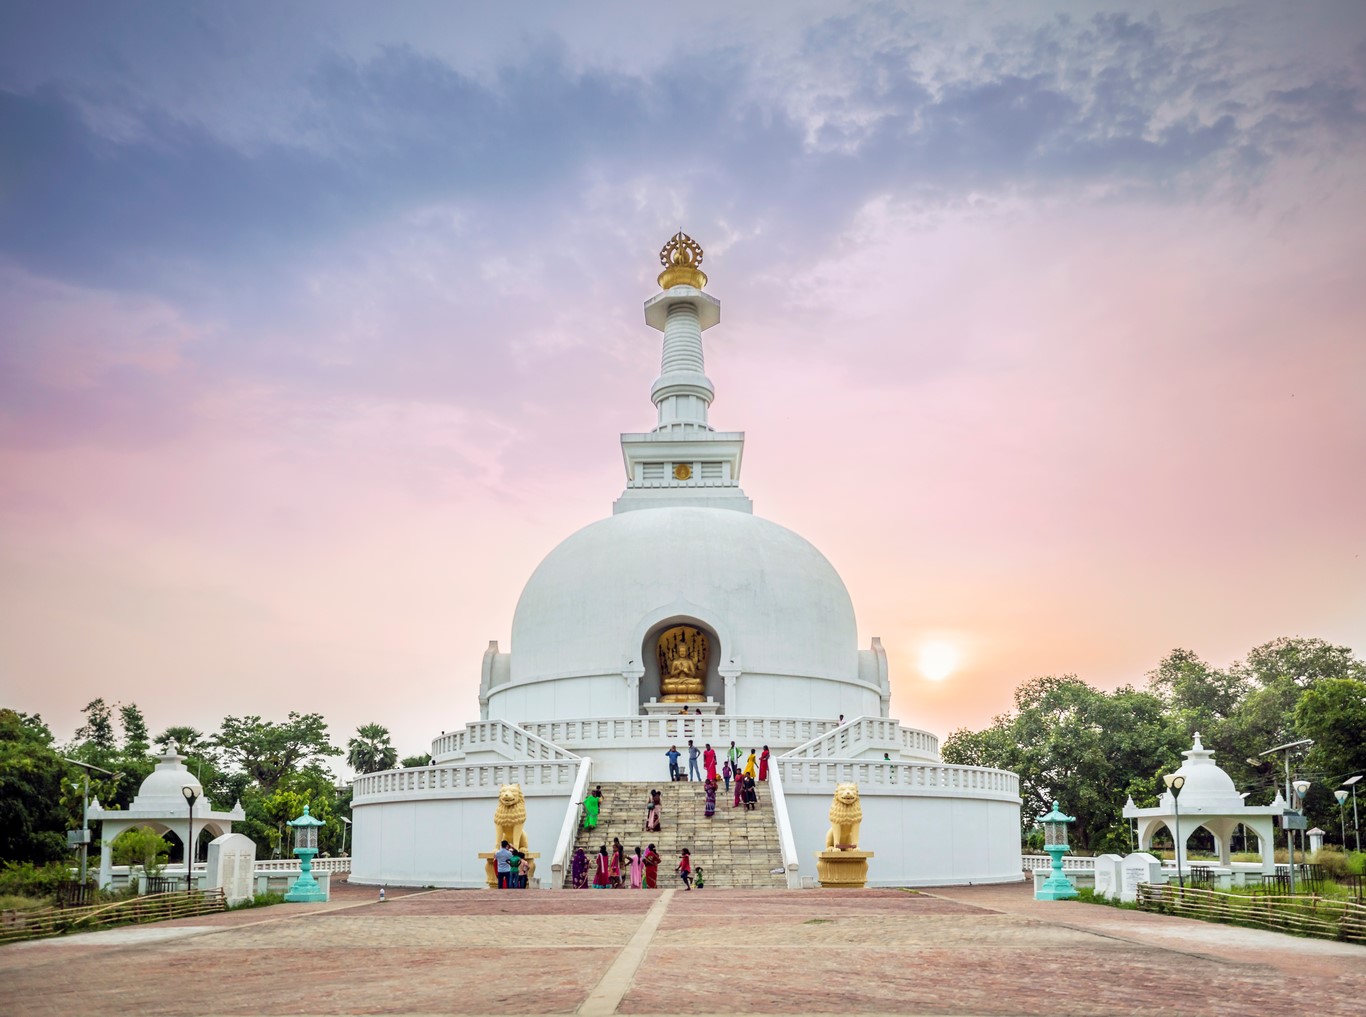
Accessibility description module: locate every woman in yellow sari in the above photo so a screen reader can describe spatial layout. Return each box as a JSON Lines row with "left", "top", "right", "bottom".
{"left": 743, "top": 749, "right": 757, "bottom": 779}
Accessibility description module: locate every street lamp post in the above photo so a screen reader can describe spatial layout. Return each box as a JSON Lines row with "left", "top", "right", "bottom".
{"left": 1259, "top": 739, "right": 1312, "bottom": 896}
{"left": 1163, "top": 773, "right": 1186, "bottom": 890}
{"left": 1336, "top": 790, "right": 1350, "bottom": 847}
{"left": 62, "top": 758, "right": 115, "bottom": 886}
{"left": 180, "top": 786, "right": 199, "bottom": 893}
{"left": 1292, "top": 779, "right": 1311, "bottom": 891}
{"left": 1345, "top": 776, "right": 1363, "bottom": 853}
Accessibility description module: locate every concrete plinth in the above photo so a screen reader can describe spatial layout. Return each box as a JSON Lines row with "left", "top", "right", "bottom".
{"left": 816, "top": 849, "right": 873, "bottom": 888}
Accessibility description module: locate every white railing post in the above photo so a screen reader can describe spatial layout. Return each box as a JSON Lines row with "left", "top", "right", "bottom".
{"left": 768, "top": 763, "right": 802, "bottom": 889}
{"left": 548, "top": 757, "right": 593, "bottom": 889}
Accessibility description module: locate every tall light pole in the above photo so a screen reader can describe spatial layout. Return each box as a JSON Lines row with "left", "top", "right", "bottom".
{"left": 62, "top": 758, "right": 115, "bottom": 886}
{"left": 180, "top": 785, "right": 199, "bottom": 893}
{"left": 1163, "top": 773, "right": 1186, "bottom": 890}
{"left": 1292, "top": 780, "right": 1311, "bottom": 890}
{"left": 1336, "top": 790, "right": 1350, "bottom": 847}
{"left": 1345, "top": 776, "right": 1362, "bottom": 853}
{"left": 1259, "top": 739, "right": 1312, "bottom": 896}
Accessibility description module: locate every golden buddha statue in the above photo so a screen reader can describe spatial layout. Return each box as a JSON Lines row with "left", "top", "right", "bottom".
{"left": 658, "top": 625, "right": 707, "bottom": 702}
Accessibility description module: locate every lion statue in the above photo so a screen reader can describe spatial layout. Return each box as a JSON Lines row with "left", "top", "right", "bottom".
{"left": 494, "top": 783, "right": 529, "bottom": 852}
{"left": 825, "top": 782, "right": 862, "bottom": 850}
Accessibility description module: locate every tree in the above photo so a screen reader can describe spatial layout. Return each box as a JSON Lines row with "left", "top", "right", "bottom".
{"left": 111, "top": 827, "right": 169, "bottom": 874}
{"left": 213, "top": 713, "right": 340, "bottom": 797}
{"left": 74, "top": 699, "right": 117, "bottom": 756}
{"left": 942, "top": 675, "right": 1184, "bottom": 852}
{"left": 119, "top": 704, "right": 150, "bottom": 756}
{"left": 0, "top": 709, "right": 75, "bottom": 864}
{"left": 347, "top": 724, "right": 398, "bottom": 775}
{"left": 155, "top": 726, "right": 208, "bottom": 755}
{"left": 1295, "top": 677, "right": 1366, "bottom": 832}
{"left": 401, "top": 753, "right": 433, "bottom": 768}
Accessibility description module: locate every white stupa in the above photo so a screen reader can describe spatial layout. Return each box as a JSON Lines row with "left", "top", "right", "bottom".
{"left": 351, "top": 234, "right": 1023, "bottom": 888}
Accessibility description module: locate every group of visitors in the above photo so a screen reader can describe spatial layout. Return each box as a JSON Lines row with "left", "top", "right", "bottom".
{"left": 665, "top": 741, "right": 769, "bottom": 784}
{"left": 494, "top": 840, "right": 533, "bottom": 888}
{"left": 568, "top": 842, "right": 702, "bottom": 891}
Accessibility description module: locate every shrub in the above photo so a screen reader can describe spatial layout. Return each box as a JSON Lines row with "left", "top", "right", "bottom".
{"left": 0, "top": 861, "right": 73, "bottom": 900}
{"left": 228, "top": 891, "right": 285, "bottom": 910}
{"left": 1310, "top": 846, "right": 1350, "bottom": 877}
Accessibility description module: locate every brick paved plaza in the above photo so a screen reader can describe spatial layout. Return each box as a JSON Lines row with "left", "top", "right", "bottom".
{"left": 1, "top": 881, "right": 1362, "bottom": 1016}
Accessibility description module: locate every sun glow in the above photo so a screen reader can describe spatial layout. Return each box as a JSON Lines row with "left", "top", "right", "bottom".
{"left": 918, "top": 641, "right": 960, "bottom": 682}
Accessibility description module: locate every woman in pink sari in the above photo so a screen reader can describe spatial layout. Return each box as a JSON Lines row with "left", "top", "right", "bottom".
{"left": 733, "top": 769, "right": 743, "bottom": 808}
{"left": 703, "top": 743, "right": 718, "bottom": 782}
{"left": 629, "top": 847, "right": 644, "bottom": 888}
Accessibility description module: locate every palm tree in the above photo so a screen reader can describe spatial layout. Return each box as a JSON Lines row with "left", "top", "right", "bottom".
{"left": 347, "top": 724, "right": 398, "bottom": 775}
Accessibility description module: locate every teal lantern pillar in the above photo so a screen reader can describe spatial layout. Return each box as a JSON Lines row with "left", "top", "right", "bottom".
{"left": 284, "top": 805, "right": 328, "bottom": 902}
{"left": 1036, "top": 800, "right": 1078, "bottom": 900}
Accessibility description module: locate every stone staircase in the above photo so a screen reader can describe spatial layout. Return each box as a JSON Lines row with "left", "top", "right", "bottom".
{"left": 567, "top": 779, "right": 787, "bottom": 889}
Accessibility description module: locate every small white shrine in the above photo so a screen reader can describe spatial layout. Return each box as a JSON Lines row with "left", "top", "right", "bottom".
{"left": 89, "top": 752, "right": 245, "bottom": 888}
{"left": 1123, "top": 733, "right": 1278, "bottom": 876}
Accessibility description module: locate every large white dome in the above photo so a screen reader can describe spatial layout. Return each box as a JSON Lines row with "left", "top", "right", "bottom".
{"left": 506, "top": 506, "right": 861, "bottom": 694}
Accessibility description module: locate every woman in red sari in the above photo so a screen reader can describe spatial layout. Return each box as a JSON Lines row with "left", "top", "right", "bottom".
{"left": 643, "top": 844, "right": 661, "bottom": 888}
{"left": 703, "top": 743, "right": 718, "bottom": 782}
{"left": 592, "top": 846, "right": 610, "bottom": 888}
{"left": 758, "top": 745, "right": 770, "bottom": 781}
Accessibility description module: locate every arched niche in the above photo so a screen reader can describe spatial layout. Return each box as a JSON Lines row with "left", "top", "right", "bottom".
{"left": 639, "top": 615, "right": 724, "bottom": 707}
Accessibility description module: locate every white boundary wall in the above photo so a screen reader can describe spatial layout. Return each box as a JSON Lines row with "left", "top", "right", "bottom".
{"left": 350, "top": 761, "right": 577, "bottom": 888}
{"left": 777, "top": 758, "right": 1022, "bottom": 887}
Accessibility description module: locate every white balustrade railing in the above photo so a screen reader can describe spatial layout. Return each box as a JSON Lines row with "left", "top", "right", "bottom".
{"left": 431, "top": 719, "right": 579, "bottom": 763}
{"left": 253, "top": 856, "right": 351, "bottom": 873}
{"left": 1021, "top": 854, "right": 1095, "bottom": 872}
{"left": 783, "top": 717, "right": 939, "bottom": 762}
{"left": 766, "top": 761, "right": 802, "bottom": 888}
{"left": 548, "top": 757, "right": 594, "bottom": 889}
{"left": 517, "top": 716, "right": 837, "bottom": 749}
{"left": 353, "top": 760, "right": 581, "bottom": 803}
{"left": 774, "top": 758, "right": 1019, "bottom": 800}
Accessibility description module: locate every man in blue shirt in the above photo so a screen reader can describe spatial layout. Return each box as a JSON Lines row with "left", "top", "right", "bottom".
{"left": 666, "top": 745, "right": 681, "bottom": 781}
{"left": 688, "top": 740, "right": 701, "bottom": 782}
{"left": 494, "top": 840, "right": 513, "bottom": 888}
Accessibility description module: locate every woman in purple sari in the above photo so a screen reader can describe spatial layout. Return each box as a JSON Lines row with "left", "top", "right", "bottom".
{"left": 571, "top": 848, "right": 589, "bottom": 888}
{"left": 704, "top": 777, "right": 717, "bottom": 817}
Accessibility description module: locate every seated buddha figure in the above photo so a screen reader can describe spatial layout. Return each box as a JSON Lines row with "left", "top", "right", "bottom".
{"left": 659, "top": 628, "right": 706, "bottom": 701}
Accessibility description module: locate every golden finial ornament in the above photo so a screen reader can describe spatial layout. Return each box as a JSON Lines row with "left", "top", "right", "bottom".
{"left": 657, "top": 231, "right": 707, "bottom": 290}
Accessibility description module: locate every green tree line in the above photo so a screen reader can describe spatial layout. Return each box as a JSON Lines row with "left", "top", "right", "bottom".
{"left": 0, "top": 704, "right": 427, "bottom": 871}
{"left": 942, "top": 636, "right": 1366, "bottom": 852}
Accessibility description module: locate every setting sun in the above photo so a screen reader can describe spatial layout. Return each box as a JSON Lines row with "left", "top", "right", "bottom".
{"left": 918, "top": 641, "right": 961, "bottom": 682}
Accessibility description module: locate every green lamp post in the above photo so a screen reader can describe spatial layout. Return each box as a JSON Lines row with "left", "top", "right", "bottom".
{"left": 1035, "top": 800, "right": 1078, "bottom": 900}
{"left": 283, "top": 805, "right": 328, "bottom": 903}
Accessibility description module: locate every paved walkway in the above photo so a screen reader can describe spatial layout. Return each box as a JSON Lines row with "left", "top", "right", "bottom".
{"left": 1, "top": 881, "right": 1361, "bottom": 1016}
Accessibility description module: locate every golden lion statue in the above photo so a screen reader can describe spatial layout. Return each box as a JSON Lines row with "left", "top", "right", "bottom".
{"left": 825, "top": 782, "right": 862, "bottom": 850}
{"left": 494, "top": 783, "right": 529, "bottom": 851}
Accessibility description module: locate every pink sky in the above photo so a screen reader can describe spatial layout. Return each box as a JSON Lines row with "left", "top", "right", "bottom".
{"left": 1, "top": 3, "right": 1363, "bottom": 767}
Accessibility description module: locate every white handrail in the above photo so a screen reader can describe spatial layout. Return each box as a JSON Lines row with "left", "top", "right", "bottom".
{"left": 547, "top": 756, "right": 593, "bottom": 889}
{"left": 767, "top": 763, "right": 802, "bottom": 889}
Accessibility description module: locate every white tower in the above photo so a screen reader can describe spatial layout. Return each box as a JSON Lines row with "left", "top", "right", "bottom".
{"left": 614, "top": 232, "right": 751, "bottom": 514}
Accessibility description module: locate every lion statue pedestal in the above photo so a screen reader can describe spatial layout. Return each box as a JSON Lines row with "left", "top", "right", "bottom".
{"left": 479, "top": 782, "right": 539, "bottom": 887}
{"left": 816, "top": 782, "right": 872, "bottom": 888}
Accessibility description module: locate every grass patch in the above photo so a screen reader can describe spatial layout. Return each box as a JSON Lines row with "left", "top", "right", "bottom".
{"left": 0, "top": 894, "right": 49, "bottom": 912}
{"left": 228, "top": 892, "right": 286, "bottom": 911}
{"left": 803, "top": 918, "right": 834, "bottom": 924}
{"left": 1074, "top": 888, "right": 1138, "bottom": 910}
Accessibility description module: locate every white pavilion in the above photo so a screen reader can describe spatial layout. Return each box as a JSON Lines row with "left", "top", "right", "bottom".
{"left": 351, "top": 233, "right": 1023, "bottom": 888}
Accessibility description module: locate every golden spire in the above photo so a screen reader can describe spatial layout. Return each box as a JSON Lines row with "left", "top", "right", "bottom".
{"left": 657, "top": 231, "right": 707, "bottom": 290}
